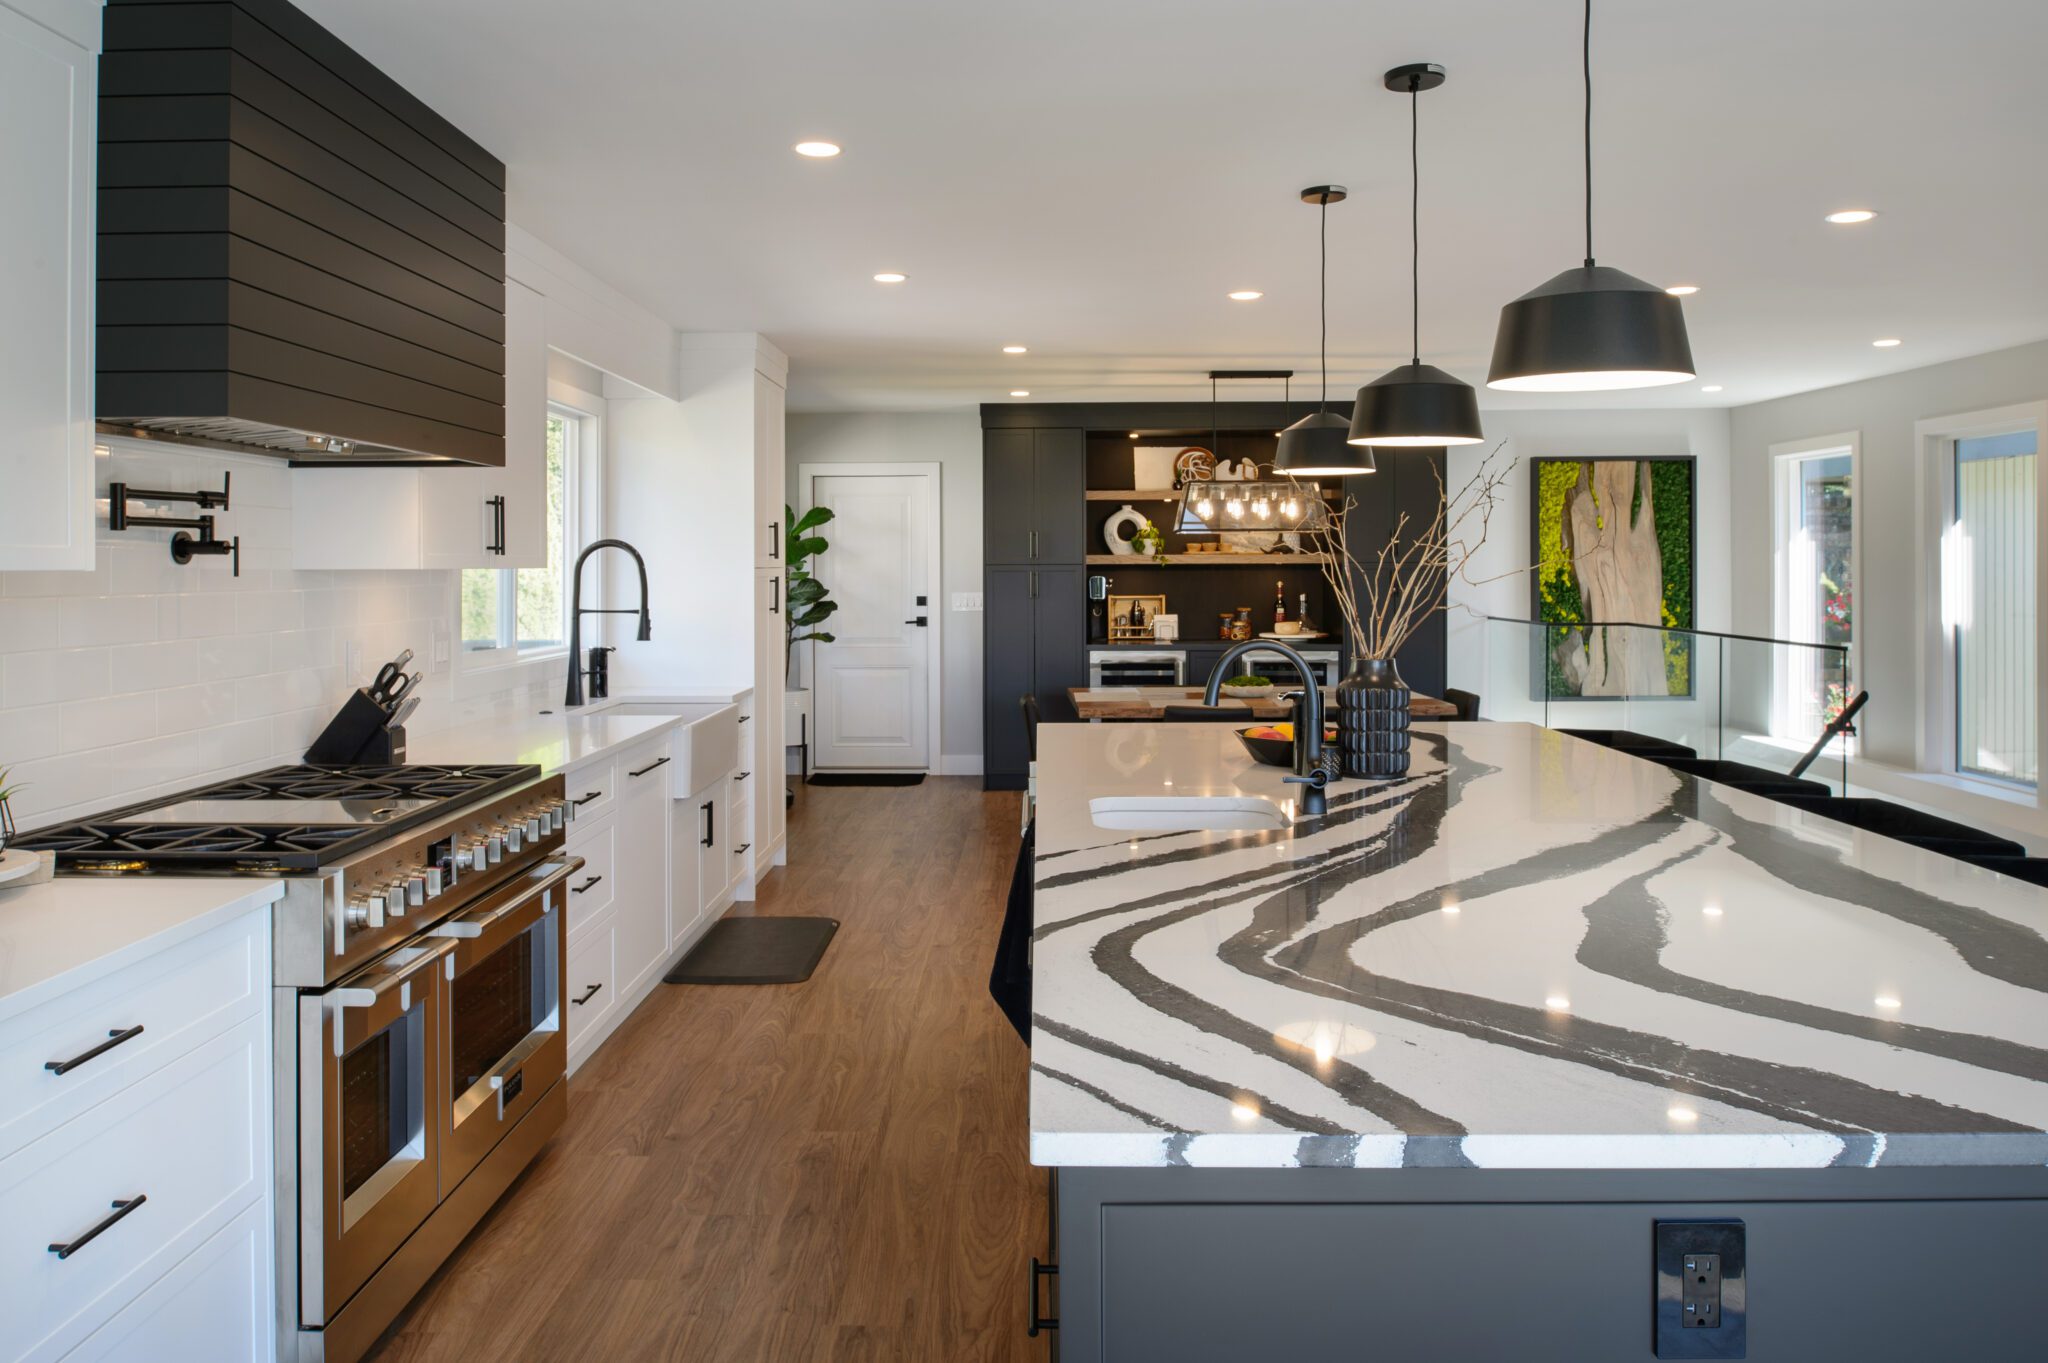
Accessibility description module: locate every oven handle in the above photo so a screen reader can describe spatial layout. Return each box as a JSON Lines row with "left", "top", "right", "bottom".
{"left": 428, "top": 857, "right": 584, "bottom": 957}
{"left": 327, "top": 943, "right": 450, "bottom": 1055}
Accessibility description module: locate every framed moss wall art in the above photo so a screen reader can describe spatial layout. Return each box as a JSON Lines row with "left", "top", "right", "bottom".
{"left": 1529, "top": 457, "right": 1696, "bottom": 699}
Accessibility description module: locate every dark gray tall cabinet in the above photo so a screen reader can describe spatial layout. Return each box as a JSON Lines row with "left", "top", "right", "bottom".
{"left": 983, "top": 427, "right": 1086, "bottom": 790}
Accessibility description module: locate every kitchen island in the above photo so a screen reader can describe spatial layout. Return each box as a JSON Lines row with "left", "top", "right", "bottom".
{"left": 1030, "top": 721, "right": 2048, "bottom": 1360}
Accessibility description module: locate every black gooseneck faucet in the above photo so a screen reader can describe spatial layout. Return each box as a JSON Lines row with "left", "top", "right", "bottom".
{"left": 1203, "top": 639, "right": 1338, "bottom": 817}
{"left": 565, "top": 538, "right": 652, "bottom": 708}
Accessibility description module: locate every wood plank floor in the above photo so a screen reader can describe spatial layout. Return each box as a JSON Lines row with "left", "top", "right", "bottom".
{"left": 364, "top": 777, "right": 1045, "bottom": 1363}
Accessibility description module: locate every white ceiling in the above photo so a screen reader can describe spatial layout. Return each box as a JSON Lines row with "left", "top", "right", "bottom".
{"left": 301, "top": 0, "right": 2048, "bottom": 413}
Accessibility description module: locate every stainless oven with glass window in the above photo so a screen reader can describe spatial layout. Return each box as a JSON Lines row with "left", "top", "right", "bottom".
{"left": 438, "top": 860, "right": 568, "bottom": 1190}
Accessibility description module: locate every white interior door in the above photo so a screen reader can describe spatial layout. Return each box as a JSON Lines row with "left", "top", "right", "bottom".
{"left": 810, "top": 471, "right": 934, "bottom": 771}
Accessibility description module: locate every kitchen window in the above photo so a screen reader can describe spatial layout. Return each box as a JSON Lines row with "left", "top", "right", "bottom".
{"left": 1920, "top": 402, "right": 2046, "bottom": 791}
{"left": 1769, "top": 434, "right": 1857, "bottom": 742}
{"left": 459, "top": 388, "right": 604, "bottom": 676}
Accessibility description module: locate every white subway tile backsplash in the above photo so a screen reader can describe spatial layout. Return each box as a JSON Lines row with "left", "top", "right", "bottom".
{"left": 58, "top": 693, "right": 157, "bottom": 754}
{"left": 0, "top": 441, "right": 530, "bottom": 828}
{"left": 3, "top": 647, "right": 111, "bottom": 709}
{"left": 0, "top": 599, "right": 61, "bottom": 654}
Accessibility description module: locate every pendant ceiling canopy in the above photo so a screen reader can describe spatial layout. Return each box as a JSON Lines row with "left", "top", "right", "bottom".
{"left": 1486, "top": 0, "right": 1694, "bottom": 392}
{"left": 1275, "top": 186, "right": 1376, "bottom": 476}
{"left": 1349, "top": 64, "right": 1484, "bottom": 449}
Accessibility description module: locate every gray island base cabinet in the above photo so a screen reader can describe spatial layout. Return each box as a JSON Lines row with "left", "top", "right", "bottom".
{"left": 1052, "top": 1166, "right": 2048, "bottom": 1362}
{"left": 1029, "top": 722, "right": 2048, "bottom": 1361}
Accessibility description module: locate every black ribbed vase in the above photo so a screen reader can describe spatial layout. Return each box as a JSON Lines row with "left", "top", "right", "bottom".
{"left": 1335, "top": 658, "right": 1412, "bottom": 779}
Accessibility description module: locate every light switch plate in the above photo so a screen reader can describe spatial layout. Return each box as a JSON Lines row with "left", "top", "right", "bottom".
{"left": 952, "top": 592, "right": 983, "bottom": 612}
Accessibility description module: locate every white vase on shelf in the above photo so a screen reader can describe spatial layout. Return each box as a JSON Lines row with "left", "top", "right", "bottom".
{"left": 1102, "top": 503, "right": 1144, "bottom": 556}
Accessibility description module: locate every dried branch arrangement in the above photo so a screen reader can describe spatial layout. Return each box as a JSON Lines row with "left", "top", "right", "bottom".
{"left": 1301, "top": 441, "right": 1525, "bottom": 660}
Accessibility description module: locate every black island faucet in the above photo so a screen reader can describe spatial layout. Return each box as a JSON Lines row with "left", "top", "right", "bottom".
{"left": 1203, "top": 639, "right": 1338, "bottom": 817}
{"left": 565, "top": 538, "right": 652, "bottom": 708}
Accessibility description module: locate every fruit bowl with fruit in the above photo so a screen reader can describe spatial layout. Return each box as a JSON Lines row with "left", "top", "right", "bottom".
{"left": 1236, "top": 722, "right": 1339, "bottom": 768}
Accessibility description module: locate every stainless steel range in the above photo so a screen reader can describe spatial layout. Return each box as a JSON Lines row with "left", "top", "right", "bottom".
{"left": 21, "top": 764, "right": 585, "bottom": 1363}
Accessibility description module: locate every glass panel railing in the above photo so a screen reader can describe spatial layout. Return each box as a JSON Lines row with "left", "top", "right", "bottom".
{"left": 1477, "top": 617, "right": 1853, "bottom": 793}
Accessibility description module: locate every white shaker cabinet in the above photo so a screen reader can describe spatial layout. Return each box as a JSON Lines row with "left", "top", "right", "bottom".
{"left": 0, "top": 0, "right": 97, "bottom": 573}
{"left": 609, "top": 734, "right": 674, "bottom": 1005}
{"left": 754, "top": 570, "right": 788, "bottom": 874}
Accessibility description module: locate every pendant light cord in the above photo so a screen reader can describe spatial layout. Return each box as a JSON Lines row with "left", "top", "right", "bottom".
{"left": 1583, "top": 0, "right": 1595, "bottom": 268}
{"left": 1409, "top": 79, "right": 1421, "bottom": 365}
{"left": 1318, "top": 195, "right": 1329, "bottom": 411}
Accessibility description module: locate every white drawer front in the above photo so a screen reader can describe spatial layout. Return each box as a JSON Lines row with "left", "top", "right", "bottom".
{"left": 563, "top": 756, "right": 617, "bottom": 825}
{"left": 2, "top": 1017, "right": 266, "bottom": 1363}
{"left": 565, "top": 918, "right": 617, "bottom": 1071}
{"left": 563, "top": 817, "right": 616, "bottom": 937}
{"left": 61, "top": 1200, "right": 270, "bottom": 1363}
{"left": 0, "top": 909, "right": 264, "bottom": 1161}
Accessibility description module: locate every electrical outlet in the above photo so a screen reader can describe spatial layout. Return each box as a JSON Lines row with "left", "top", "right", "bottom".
{"left": 1655, "top": 1220, "right": 1746, "bottom": 1359}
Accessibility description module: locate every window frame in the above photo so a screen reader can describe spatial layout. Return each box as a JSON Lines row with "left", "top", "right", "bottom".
{"left": 1916, "top": 400, "right": 2048, "bottom": 793}
{"left": 453, "top": 379, "right": 606, "bottom": 694}
{"left": 1767, "top": 431, "right": 1860, "bottom": 744}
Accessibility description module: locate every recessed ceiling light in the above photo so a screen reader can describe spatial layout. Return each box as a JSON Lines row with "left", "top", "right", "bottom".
{"left": 1875, "top": 994, "right": 1902, "bottom": 1010}
{"left": 1009, "top": 390, "right": 1030, "bottom": 397}
{"left": 1544, "top": 995, "right": 1571, "bottom": 1012}
{"left": 1872, "top": 337, "right": 1902, "bottom": 348}
{"left": 1227, "top": 290, "right": 1264, "bottom": 302}
{"left": 1667, "top": 1105, "right": 1699, "bottom": 1123}
{"left": 1665, "top": 285, "right": 1700, "bottom": 296}
{"left": 1002, "top": 345, "right": 1028, "bottom": 354}
{"left": 1825, "top": 209, "right": 1877, "bottom": 224}
{"left": 1701, "top": 385, "right": 1724, "bottom": 393}
{"left": 1702, "top": 903, "right": 1724, "bottom": 916}
{"left": 1128, "top": 432, "right": 1141, "bottom": 440}
{"left": 793, "top": 140, "right": 841, "bottom": 158}
{"left": 872, "top": 272, "right": 907, "bottom": 284}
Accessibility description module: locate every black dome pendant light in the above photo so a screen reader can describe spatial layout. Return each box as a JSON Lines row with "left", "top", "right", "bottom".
{"left": 1275, "top": 187, "right": 1376, "bottom": 475}
{"left": 1348, "top": 63, "right": 1484, "bottom": 448}
{"left": 1487, "top": 0, "right": 1694, "bottom": 391}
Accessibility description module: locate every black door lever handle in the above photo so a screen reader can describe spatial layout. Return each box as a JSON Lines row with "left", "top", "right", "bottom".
{"left": 903, "top": 616, "right": 928, "bottom": 627}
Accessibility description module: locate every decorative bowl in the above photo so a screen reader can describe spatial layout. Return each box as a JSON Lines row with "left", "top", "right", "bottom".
{"left": 1218, "top": 682, "right": 1277, "bottom": 700}
{"left": 1235, "top": 723, "right": 1339, "bottom": 768}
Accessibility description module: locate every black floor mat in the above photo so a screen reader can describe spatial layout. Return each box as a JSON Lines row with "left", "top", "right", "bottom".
{"left": 807, "top": 772, "right": 926, "bottom": 787}
{"left": 663, "top": 916, "right": 839, "bottom": 985}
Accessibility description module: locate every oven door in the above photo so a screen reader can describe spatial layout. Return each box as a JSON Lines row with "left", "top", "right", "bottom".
{"left": 299, "top": 937, "right": 450, "bottom": 1326}
{"left": 436, "top": 856, "right": 580, "bottom": 1193}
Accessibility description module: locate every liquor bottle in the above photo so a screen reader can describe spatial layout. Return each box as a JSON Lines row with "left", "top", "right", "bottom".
{"left": 1274, "top": 580, "right": 1287, "bottom": 627}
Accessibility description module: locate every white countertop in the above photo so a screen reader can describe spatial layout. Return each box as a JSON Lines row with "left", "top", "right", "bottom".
{"left": 0, "top": 874, "right": 283, "bottom": 1024}
{"left": 407, "top": 689, "right": 751, "bottom": 776}
{"left": 1030, "top": 721, "right": 2048, "bottom": 1170}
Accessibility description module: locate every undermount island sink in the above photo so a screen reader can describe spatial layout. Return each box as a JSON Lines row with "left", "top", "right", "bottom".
{"left": 1089, "top": 795, "right": 1288, "bottom": 833}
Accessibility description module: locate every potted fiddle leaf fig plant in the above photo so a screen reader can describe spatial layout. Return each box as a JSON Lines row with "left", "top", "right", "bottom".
{"left": 785, "top": 504, "right": 839, "bottom": 679}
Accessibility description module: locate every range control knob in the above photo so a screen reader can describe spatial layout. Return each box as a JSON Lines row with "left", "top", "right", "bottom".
{"left": 453, "top": 841, "right": 485, "bottom": 872}
{"left": 382, "top": 884, "right": 408, "bottom": 918}
{"left": 424, "top": 866, "right": 445, "bottom": 898}
{"left": 524, "top": 815, "right": 543, "bottom": 842}
{"left": 486, "top": 833, "right": 504, "bottom": 864}
{"left": 344, "top": 894, "right": 385, "bottom": 932}
{"left": 560, "top": 799, "right": 576, "bottom": 826}
{"left": 503, "top": 824, "right": 524, "bottom": 855}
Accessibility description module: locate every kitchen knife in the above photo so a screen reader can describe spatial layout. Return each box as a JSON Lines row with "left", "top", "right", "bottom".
{"left": 385, "top": 696, "right": 420, "bottom": 730}
{"left": 381, "top": 671, "right": 423, "bottom": 710}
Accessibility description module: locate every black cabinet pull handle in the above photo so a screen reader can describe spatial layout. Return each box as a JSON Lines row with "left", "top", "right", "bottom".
{"left": 571, "top": 875, "right": 603, "bottom": 894}
{"left": 734, "top": 842, "right": 751, "bottom": 856}
{"left": 1028, "top": 1256, "right": 1059, "bottom": 1335}
{"left": 735, "top": 770, "right": 750, "bottom": 782}
{"left": 486, "top": 495, "right": 507, "bottom": 555}
{"left": 572, "top": 984, "right": 603, "bottom": 1006}
{"left": 46, "top": 1026, "right": 145, "bottom": 1076}
{"left": 736, "top": 714, "right": 751, "bottom": 724}
{"left": 770, "top": 576, "right": 780, "bottom": 614}
{"left": 701, "top": 799, "right": 715, "bottom": 848}
{"left": 50, "top": 1196, "right": 147, "bottom": 1260}
{"left": 573, "top": 790, "right": 603, "bottom": 806}
{"left": 628, "top": 756, "right": 671, "bottom": 778}
{"left": 770, "top": 521, "right": 779, "bottom": 558}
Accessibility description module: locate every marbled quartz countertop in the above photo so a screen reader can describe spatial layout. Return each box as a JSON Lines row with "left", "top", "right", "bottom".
{"left": 1029, "top": 721, "right": 2048, "bottom": 1170}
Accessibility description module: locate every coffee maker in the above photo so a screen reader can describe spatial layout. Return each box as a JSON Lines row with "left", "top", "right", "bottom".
{"left": 1087, "top": 574, "right": 1109, "bottom": 644}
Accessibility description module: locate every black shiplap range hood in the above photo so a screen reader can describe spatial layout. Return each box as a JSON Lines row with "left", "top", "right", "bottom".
{"left": 96, "top": 0, "right": 508, "bottom": 465}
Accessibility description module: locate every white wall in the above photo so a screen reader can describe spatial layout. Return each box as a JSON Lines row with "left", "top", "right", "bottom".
{"left": 1445, "top": 406, "right": 1734, "bottom": 702}
{"left": 785, "top": 411, "right": 983, "bottom": 773}
{"left": 1728, "top": 336, "right": 2048, "bottom": 846}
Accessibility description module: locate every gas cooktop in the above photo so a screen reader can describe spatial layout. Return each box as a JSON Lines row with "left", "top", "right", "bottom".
{"left": 19, "top": 763, "right": 540, "bottom": 873}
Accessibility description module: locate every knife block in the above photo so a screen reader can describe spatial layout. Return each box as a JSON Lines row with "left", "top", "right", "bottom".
{"left": 306, "top": 689, "right": 398, "bottom": 765}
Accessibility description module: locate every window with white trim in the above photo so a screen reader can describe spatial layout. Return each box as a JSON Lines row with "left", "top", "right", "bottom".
{"left": 459, "top": 394, "right": 601, "bottom": 671}
{"left": 1949, "top": 426, "right": 2038, "bottom": 786}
